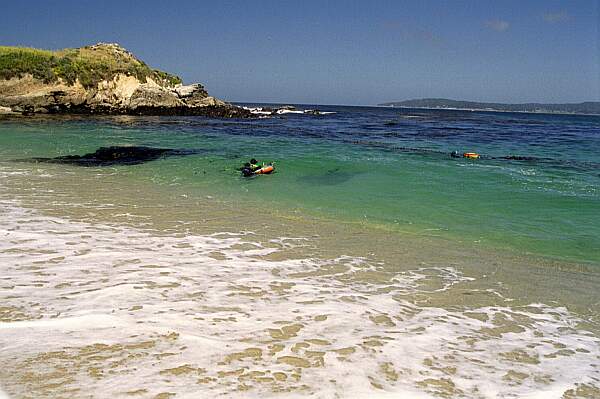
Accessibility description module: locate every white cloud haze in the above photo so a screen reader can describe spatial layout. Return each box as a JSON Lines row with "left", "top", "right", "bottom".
{"left": 485, "top": 19, "right": 510, "bottom": 32}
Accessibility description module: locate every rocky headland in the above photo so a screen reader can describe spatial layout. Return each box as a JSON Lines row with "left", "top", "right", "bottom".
{"left": 0, "top": 43, "right": 250, "bottom": 117}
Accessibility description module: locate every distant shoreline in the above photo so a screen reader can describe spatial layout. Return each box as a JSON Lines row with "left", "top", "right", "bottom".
{"left": 378, "top": 105, "right": 600, "bottom": 117}
{"left": 379, "top": 98, "right": 600, "bottom": 116}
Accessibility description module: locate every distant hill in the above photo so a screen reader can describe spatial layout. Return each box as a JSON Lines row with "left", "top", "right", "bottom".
{"left": 378, "top": 98, "right": 600, "bottom": 115}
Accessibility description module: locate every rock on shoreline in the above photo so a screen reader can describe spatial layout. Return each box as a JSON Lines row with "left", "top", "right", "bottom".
{"left": 0, "top": 43, "right": 251, "bottom": 117}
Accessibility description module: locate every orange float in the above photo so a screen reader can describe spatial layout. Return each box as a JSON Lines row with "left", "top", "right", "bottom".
{"left": 254, "top": 165, "right": 274, "bottom": 174}
{"left": 463, "top": 152, "right": 480, "bottom": 159}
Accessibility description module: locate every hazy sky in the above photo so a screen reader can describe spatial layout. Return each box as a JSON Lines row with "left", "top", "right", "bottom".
{"left": 1, "top": 0, "right": 598, "bottom": 105}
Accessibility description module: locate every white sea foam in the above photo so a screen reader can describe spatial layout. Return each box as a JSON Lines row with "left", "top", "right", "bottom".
{"left": 243, "top": 106, "right": 273, "bottom": 115}
{"left": 0, "top": 168, "right": 598, "bottom": 398}
{"left": 242, "top": 106, "right": 335, "bottom": 116}
{"left": 400, "top": 115, "right": 426, "bottom": 119}
{"left": 276, "top": 109, "right": 304, "bottom": 114}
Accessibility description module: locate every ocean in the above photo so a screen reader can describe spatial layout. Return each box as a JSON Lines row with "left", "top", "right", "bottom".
{"left": 0, "top": 106, "right": 599, "bottom": 398}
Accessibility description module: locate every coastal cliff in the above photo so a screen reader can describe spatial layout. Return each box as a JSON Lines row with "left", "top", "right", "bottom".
{"left": 0, "top": 43, "right": 250, "bottom": 117}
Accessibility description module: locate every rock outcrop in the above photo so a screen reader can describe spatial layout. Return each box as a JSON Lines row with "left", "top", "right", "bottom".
{"left": 0, "top": 43, "right": 250, "bottom": 117}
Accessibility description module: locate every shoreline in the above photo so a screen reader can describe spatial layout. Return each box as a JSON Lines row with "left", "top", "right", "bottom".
{"left": 1, "top": 160, "right": 599, "bottom": 398}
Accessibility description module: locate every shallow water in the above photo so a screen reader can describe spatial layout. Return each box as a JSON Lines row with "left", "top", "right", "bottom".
{"left": 0, "top": 108, "right": 599, "bottom": 398}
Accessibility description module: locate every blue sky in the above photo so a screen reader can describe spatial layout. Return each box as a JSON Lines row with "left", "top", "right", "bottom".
{"left": 1, "top": 0, "right": 598, "bottom": 105}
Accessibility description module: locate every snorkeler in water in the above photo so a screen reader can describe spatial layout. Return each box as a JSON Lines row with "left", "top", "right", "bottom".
{"left": 240, "top": 158, "right": 274, "bottom": 177}
{"left": 249, "top": 158, "right": 261, "bottom": 171}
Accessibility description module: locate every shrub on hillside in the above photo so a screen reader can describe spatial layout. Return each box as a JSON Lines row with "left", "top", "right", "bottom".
{"left": 0, "top": 45, "right": 182, "bottom": 88}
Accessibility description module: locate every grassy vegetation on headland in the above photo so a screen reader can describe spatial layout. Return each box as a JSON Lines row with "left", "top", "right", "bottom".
{"left": 0, "top": 43, "right": 183, "bottom": 88}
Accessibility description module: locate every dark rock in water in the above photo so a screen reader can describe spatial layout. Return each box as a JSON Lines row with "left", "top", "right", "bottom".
{"left": 26, "top": 146, "right": 194, "bottom": 166}
{"left": 503, "top": 155, "right": 537, "bottom": 161}
{"left": 124, "top": 105, "right": 252, "bottom": 118}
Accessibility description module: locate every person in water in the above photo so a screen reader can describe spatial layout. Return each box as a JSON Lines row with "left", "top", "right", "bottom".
{"left": 240, "top": 158, "right": 274, "bottom": 176}
{"left": 241, "top": 158, "right": 261, "bottom": 177}
{"left": 249, "top": 158, "right": 261, "bottom": 172}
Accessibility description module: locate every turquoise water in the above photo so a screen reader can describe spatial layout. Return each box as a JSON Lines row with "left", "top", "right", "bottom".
{"left": 0, "top": 106, "right": 599, "bottom": 263}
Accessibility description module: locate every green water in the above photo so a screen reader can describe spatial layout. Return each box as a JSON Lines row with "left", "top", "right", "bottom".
{"left": 0, "top": 107, "right": 599, "bottom": 264}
